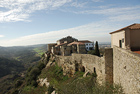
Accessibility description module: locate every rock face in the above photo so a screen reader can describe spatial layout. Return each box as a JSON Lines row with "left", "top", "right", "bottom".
{"left": 38, "top": 78, "right": 49, "bottom": 87}
{"left": 83, "top": 71, "right": 90, "bottom": 77}
{"left": 54, "top": 48, "right": 114, "bottom": 85}
{"left": 54, "top": 53, "right": 105, "bottom": 84}
{"left": 42, "top": 48, "right": 113, "bottom": 84}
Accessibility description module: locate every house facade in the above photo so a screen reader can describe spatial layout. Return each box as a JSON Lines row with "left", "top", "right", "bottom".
{"left": 78, "top": 40, "right": 94, "bottom": 51}
{"left": 48, "top": 36, "right": 93, "bottom": 56}
{"left": 110, "top": 23, "right": 140, "bottom": 51}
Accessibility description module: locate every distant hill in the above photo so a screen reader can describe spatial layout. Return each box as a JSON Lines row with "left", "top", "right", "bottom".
{"left": 0, "top": 57, "right": 24, "bottom": 78}
{"left": 0, "top": 44, "right": 48, "bottom": 77}
{"left": 0, "top": 44, "right": 48, "bottom": 93}
{"left": 0, "top": 44, "right": 47, "bottom": 66}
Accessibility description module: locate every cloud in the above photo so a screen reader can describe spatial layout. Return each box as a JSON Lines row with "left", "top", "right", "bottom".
{"left": 73, "top": 5, "right": 140, "bottom": 22}
{"left": 70, "top": 1, "right": 88, "bottom": 8}
{"left": 0, "top": 20, "right": 122, "bottom": 46}
{"left": 0, "top": 35, "right": 4, "bottom": 38}
{"left": 109, "top": 13, "right": 140, "bottom": 22}
{"left": 92, "top": 0, "right": 103, "bottom": 2}
{"left": 0, "top": 0, "right": 140, "bottom": 23}
{"left": 0, "top": 0, "right": 72, "bottom": 22}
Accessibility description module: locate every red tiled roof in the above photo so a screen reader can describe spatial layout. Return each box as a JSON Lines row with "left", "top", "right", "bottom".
{"left": 133, "top": 51, "right": 140, "bottom": 55}
{"left": 68, "top": 42, "right": 85, "bottom": 46}
{"left": 110, "top": 23, "right": 140, "bottom": 34}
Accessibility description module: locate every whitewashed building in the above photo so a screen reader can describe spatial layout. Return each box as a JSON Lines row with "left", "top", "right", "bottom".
{"left": 79, "top": 40, "right": 94, "bottom": 51}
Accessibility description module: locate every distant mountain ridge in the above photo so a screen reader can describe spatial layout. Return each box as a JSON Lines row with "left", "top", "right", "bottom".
{"left": 0, "top": 44, "right": 47, "bottom": 61}
{"left": 0, "top": 44, "right": 48, "bottom": 77}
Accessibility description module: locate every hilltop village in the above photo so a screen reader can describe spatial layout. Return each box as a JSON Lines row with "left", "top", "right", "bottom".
{"left": 3, "top": 23, "right": 140, "bottom": 94}
{"left": 43, "top": 23, "right": 140, "bottom": 94}
{"left": 48, "top": 36, "right": 94, "bottom": 56}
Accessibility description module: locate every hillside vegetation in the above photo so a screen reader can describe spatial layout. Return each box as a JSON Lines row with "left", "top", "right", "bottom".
{"left": 0, "top": 44, "right": 47, "bottom": 68}
{"left": 0, "top": 44, "right": 48, "bottom": 94}
{"left": 0, "top": 57, "right": 24, "bottom": 78}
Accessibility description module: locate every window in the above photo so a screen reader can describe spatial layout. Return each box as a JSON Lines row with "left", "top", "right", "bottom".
{"left": 89, "top": 47, "right": 93, "bottom": 50}
{"left": 122, "top": 38, "right": 124, "bottom": 43}
{"left": 119, "top": 40, "right": 122, "bottom": 48}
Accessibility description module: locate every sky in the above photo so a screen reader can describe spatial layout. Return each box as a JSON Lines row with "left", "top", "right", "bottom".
{"left": 0, "top": 0, "right": 140, "bottom": 46}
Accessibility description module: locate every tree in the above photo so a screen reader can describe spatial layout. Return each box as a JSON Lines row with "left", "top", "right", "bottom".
{"left": 94, "top": 41, "right": 100, "bottom": 56}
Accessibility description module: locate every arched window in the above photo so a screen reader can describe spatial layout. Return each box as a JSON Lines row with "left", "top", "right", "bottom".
{"left": 75, "top": 63, "right": 79, "bottom": 71}
{"left": 81, "top": 66, "right": 85, "bottom": 72}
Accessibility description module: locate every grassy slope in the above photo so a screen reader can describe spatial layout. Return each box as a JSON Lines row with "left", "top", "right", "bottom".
{"left": 33, "top": 44, "right": 47, "bottom": 56}
{"left": 22, "top": 62, "right": 123, "bottom": 94}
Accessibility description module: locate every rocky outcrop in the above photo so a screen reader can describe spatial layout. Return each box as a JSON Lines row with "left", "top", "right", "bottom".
{"left": 38, "top": 78, "right": 50, "bottom": 87}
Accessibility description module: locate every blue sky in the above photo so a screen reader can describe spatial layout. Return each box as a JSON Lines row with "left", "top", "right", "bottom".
{"left": 0, "top": 0, "right": 140, "bottom": 46}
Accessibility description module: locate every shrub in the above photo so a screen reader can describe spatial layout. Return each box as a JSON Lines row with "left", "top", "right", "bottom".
{"left": 37, "top": 62, "right": 45, "bottom": 70}
{"left": 31, "top": 80, "right": 38, "bottom": 87}
{"left": 15, "top": 80, "right": 23, "bottom": 88}
{"left": 26, "top": 67, "right": 41, "bottom": 86}
{"left": 29, "top": 68, "right": 41, "bottom": 79}
{"left": 12, "top": 90, "right": 19, "bottom": 94}
{"left": 48, "top": 85, "right": 55, "bottom": 94}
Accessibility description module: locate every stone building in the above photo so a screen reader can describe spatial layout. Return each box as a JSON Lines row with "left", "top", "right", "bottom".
{"left": 48, "top": 43, "right": 57, "bottom": 52}
{"left": 68, "top": 41, "right": 87, "bottom": 54}
{"left": 110, "top": 23, "right": 140, "bottom": 50}
{"left": 78, "top": 40, "right": 94, "bottom": 51}
{"left": 56, "top": 36, "right": 78, "bottom": 45}
{"left": 48, "top": 36, "right": 93, "bottom": 56}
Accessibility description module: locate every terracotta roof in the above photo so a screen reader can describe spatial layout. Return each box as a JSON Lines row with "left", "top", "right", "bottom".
{"left": 110, "top": 23, "right": 140, "bottom": 34}
{"left": 68, "top": 42, "right": 85, "bottom": 46}
{"left": 133, "top": 51, "right": 140, "bottom": 55}
{"left": 78, "top": 40, "right": 92, "bottom": 43}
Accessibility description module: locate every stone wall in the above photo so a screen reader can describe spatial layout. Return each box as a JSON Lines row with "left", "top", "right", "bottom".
{"left": 113, "top": 46, "right": 140, "bottom": 94}
{"left": 55, "top": 53, "right": 106, "bottom": 84}
{"left": 104, "top": 48, "right": 113, "bottom": 84}
{"left": 77, "top": 45, "right": 87, "bottom": 54}
{"left": 53, "top": 46, "right": 140, "bottom": 94}
{"left": 47, "top": 43, "right": 57, "bottom": 51}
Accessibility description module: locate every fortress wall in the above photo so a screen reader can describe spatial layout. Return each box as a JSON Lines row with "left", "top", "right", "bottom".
{"left": 113, "top": 46, "right": 140, "bottom": 94}
{"left": 72, "top": 54, "right": 105, "bottom": 84}
{"left": 104, "top": 48, "right": 113, "bottom": 84}
{"left": 55, "top": 55, "right": 75, "bottom": 77}
{"left": 55, "top": 54, "right": 106, "bottom": 84}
